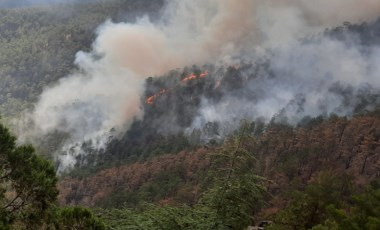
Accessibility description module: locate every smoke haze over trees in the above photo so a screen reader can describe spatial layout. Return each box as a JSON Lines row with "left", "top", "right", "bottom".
{"left": 0, "top": 0, "right": 380, "bottom": 229}
{"left": 3, "top": 0, "right": 378, "bottom": 171}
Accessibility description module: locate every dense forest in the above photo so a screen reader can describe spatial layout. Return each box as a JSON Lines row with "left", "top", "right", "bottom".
{"left": 0, "top": 0, "right": 379, "bottom": 229}
{"left": 59, "top": 113, "right": 380, "bottom": 229}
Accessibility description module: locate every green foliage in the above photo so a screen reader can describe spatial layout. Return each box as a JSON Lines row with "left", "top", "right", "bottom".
{"left": 200, "top": 122, "right": 265, "bottom": 229}
{"left": 51, "top": 206, "right": 106, "bottom": 230}
{"left": 321, "top": 184, "right": 380, "bottom": 230}
{"left": 98, "top": 167, "right": 186, "bottom": 209}
{"left": 199, "top": 173, "right": 263, "bottom": 229}
{"left": 0, "top": 122, "right": 107, "bottom": 229}
{"left": 268, "top": 172, "right": 353, "bottom": 230}
{"left": 101, "top": 121, "right": 265, "bottom": 229}
{"left": 0, "top": 123, "right": 58, "bottom": 228}
{"left": 102, "top": 204, "right": 221, "bottom": 230}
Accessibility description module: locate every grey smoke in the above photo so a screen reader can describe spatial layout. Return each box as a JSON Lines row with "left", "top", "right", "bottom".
{"left": 192, "top": 37, "right": 380, "bottom": 134}
{"left": 18, "top": 0, "right": 380, "bottom": 171}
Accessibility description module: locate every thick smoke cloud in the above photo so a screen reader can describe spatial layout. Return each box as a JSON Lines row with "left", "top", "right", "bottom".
{"left": 192, "top": 38, "right": 380, "bottom": 133}
{"left": 23, "top": 0, "right": 380, "bottom": 170}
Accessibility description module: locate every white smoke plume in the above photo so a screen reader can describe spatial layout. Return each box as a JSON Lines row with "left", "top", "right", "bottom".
{"left": 22, "top": 0, "right": 380, "bottom": 170}
{"left": 192, "top": 39, "right": 380, "bottom": 132}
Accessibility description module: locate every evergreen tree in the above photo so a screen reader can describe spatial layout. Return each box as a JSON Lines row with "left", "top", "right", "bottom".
{"left": 0, "top": 123, "right": 57, "bottom": 228}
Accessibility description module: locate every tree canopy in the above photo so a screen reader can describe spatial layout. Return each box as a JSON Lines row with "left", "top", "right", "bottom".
{"left": 0, "top": 122, "right": 105, "bottom": 229}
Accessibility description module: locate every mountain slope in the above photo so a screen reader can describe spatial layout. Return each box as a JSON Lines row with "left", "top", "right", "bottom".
{"left": 59, "top": 112, "right": 380, "bottom": 210}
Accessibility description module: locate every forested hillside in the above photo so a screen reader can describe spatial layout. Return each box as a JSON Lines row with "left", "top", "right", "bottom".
{"left": 60, "top": 17, "right": 380, "bottom": 172}
{"left": 0, "top": 0, "right": 380, "bottom": 229}
{"left": 56, "top": 13, "right": 380, "bottom": 229}
{"left": 59, "top": 113, "right": 380, "bottom": 227}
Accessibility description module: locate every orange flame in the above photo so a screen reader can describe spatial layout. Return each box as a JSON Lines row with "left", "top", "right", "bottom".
{"left": 181, "top": 71, "right": 209, "bottom": 82}
{"left": 146, "top": 70, "right": 209, "bottom": 105}
{"left": 146, "top": 88, "right": 168, "bottom": 105}
{"left": 146, "top": 96, "right": 154, "bottom": 105}
{"left": 200, "top": 71, "right": 209, "bottom": 78}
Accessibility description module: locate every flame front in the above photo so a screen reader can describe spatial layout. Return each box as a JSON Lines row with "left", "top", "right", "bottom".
{"left": 146, "top": 71, "right": 209, "bottom": 105}
{"left": 181, "top": 71, "right": 209, "bottom": 82}
{"left": 146, "top": 96, "right": 155, "bottom": 105}
{"left": 145, "top": 88, "right": 168, "bottom": 105}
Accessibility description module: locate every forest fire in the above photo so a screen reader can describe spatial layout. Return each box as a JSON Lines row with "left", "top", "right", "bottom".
{"left": 145, "top": 88, "right": 168, "bottom": 105}
{"left": 146, "top": 71, "right": 209, "bottom": 105}
{"left": 181, "top": 71, "right": 209, "bottom": 82}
